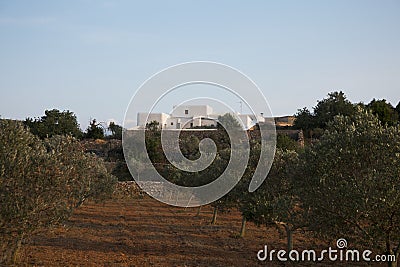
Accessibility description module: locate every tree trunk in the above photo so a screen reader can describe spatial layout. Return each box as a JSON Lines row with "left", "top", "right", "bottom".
{"left": 393, "top": 241, "right": 400, "bottom": 267}
{"left": 211, "top": 207, "right": 218, "bottom": 225}
{"left": 386, "top": 238, "right": 398, "bottom": 267}
{"left": 240, "top": 216, "right": 246, "bottom": 237}
{"left": 12, "top": 236, "right": 23, "bottom": 265}
{"left": 388, "top": 260, "right": 397, "bottom": 267}
{"left": 196, "top": 206, "right": 202, "bottom": 216}
{"left": 284, "top": 224, "right": 293, "bottom": 252}
{"left": 387, "top": 247, "right": 399, "bottom": 267}
{"left": 75, "top": 196, "right": 87, "bottom": 208}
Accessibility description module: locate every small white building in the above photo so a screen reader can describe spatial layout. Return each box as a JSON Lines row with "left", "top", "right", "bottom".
{"left": 137, "top": 112, "right": 170, "bottom": 129}
{"left": 171, "top": 105, "right": 213, "bottom": 118}
{"left": 137, "top": 105, "right": 265, "bottom": 130}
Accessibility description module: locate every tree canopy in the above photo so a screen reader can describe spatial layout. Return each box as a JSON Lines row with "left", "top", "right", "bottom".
{"left": 217, "top": 113, "right": 242, "bottom": 130}
{"left": 313, "top": 91, "right": 356, "bottom": 128}
{"left": 108, "top": 121, "right": 123, "bottom": 140}
{"left": 0, "top": 120, "right": 116, "bottom": 265}
{"left": 367, "top": 98, "right": 398, "bottom": 126}
{"left": 293, "top": 91, "right": 400, "bottom": 139}
{"left": 24, "top": 109, "right": 83, "bottom": 139}
{"left": 294, "top": 91, "right": 356, "bottom": 138}
{"left": 294, "top": 108, "right": 400, "bottom": 263}
{"left": 396, "top": 101, "right": 400, "bottom": 118}
{"left": 85, "top": 119, "right": 105, "bottom": 139}
{"left": 240, "top": 149, "right": 302, "bottom": 251}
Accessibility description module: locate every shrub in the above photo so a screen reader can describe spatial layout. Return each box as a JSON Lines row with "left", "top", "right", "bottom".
{"left": 0, "top": 120, "right": 116, "bottom": 265}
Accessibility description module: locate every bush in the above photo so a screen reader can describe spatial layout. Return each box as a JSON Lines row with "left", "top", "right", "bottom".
{"left": 295, "top": 109, "right": 400, "bottom": 263}
{"left": 0, "top": 120, "right": 116, "bottom": 265}
{"left": 24, "top": 109, "right": 83, "bottom": 139}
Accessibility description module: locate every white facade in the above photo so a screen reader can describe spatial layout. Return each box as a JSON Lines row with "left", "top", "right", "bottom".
{"left": 137, "top": 112, "right": 170, "bottom": 129}
{"left": 171, "top": 105, "right": 213, "bottom": 118}
{"left": 237, "top": 114, "right": 254, "bottom": 130}
{"left": 136, "top": 105, "right": 264, "bottom": 130}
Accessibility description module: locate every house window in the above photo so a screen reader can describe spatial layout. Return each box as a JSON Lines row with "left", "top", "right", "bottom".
{"left": 190, "top": 122, "right": 193, "bottom": 128}
{"left": 171, "top": 122, "right": 174, "bottom": 125}
{"left": 185, "top": 109, "right": 188, "bottom": 114}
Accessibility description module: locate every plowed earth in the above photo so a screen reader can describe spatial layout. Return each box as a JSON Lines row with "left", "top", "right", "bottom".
{"left": 25, "top": 197, "right": 377, "bottom": 266}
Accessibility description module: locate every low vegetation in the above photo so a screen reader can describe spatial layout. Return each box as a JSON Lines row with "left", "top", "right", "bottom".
{"left": 0, "top": 120, "right": 117, "bottom": 265}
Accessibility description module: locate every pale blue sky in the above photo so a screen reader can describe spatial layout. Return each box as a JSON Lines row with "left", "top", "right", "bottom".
{"left": 1, "top": 0, "right": 399, "bottom": 130}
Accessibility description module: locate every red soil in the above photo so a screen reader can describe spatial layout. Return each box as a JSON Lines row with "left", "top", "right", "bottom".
{"left": 24, "top": 197, "right": 379, "bottom": 266}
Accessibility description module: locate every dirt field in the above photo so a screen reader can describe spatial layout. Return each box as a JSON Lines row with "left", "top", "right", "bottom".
{"left": 24, "top": 197, "right": 382, "bottom": 266}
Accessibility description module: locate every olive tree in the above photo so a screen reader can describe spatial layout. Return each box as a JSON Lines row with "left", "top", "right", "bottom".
{"left": 295, "top": 109, "right": 400, "bottom": 267}
{"left": 0, "top": 120, "right": 116, "bottom": 265}
{"left": 44, "top": 135, "right": 117, "bottom": 209}
{"left": 240, "top": 149, "right": 305, "bottom": 251}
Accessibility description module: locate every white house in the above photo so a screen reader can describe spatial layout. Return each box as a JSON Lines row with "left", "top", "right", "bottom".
{"left": 171, "top": 105, "right": 213, "bottom": 118}
{"left": 137, "top": 105, "right": 265, "bottom": 130}
{"left": 137, "top": 112, "right": 170, "bottom": 129}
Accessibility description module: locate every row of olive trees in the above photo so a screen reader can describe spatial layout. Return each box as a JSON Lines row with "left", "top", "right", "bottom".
{"left": 140, "top": 114, "right": 301, "bottom": 226}
{"left": 135, "top": 108, "right": 399, "bottom": 266}
{"left": 165, "top": 108, "right": 399, "bottom": 266}
{"left": 237, "top": 108, "right": 399, "bottom": 267}
{"left": 0, "top": 120, "right": 117, "bottom": 265}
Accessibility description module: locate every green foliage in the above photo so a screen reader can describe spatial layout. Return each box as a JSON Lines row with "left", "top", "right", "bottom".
{"left": 208, "top": 149, "right": 238, "bottom": 212}
{"left": 217, "top": 113, "right": 242, "bottom": 130}
{"left": 396, "top": 101, "right": 400, "bottom": 118}
{"left": 85, "top": 119, "right": 105, "bottom": 139}
{"left": 144, "top": 121, "right": 163, "bottom": 164}
{"left": 276, "top": 133, "right": 299, "bottom": 151}
{"left": 293, "top": 107, "right": 314, "bottom": 131}
{"left": 294, "top": 91, "right": 356, "bottom": 138}
{"left": 44, "top": 135, "right": 117, "bottom": 207}
{"left": 111, "top": 161, "right": 132, "bottom": 181}
{"left": 240, "top": 149, "right": 301, "bottom": 225}
{"left": 367, "top": 98, "right": 398, "bottom": 126}
{"left": 180, "top": 135, "right": 200, "bottom": 160}
{"left": 295, "top": 108, "right": 400, "bottom": 257}
{"left": 145, "top": 124, "right": 163, "bottom": 164}
{"left": 0, "top": 120, "right": 116, "bottom": 265}
{"left": 313, "top": 91, "right": 356, "bottom": 128}
{"left": 176, "top": 148, "right": 230, "bottom": 188}
{"left": 146, "top": 120, "right": 160, "bottom": 131}
{"left": 24, "top": 109, "right": 83, "bottom": 139}
{"left": 240, "top": 149, "right": 302, "bottom": 251}
{"left": 108, "top": 122, "right": 123, "bottom": 140}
